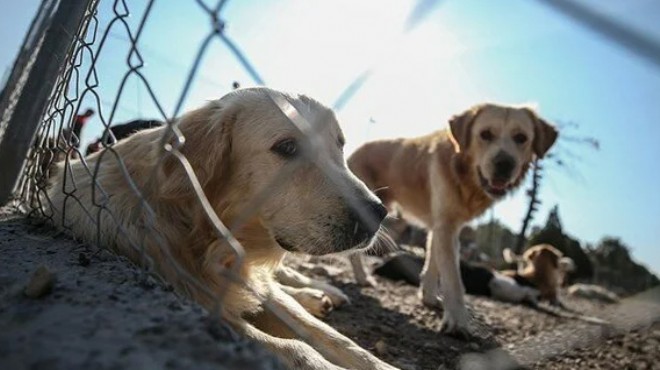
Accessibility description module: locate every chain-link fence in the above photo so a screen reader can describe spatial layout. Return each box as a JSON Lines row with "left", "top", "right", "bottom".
{"left": 1, "top": 1, "right": 659, "bottom": 369}
{"left": 0, "top": 1, "right": 391, "bottom": 368}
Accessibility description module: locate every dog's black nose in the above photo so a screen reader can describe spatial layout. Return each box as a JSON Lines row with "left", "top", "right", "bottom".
{"left": 354, "top": 199, "right": 388, "bottom": 235}
{"left": 492, "top": 151, "right": 516, "bottom": 181}
{"left": 368, "top": 201, "right": 388, "bottom": 225}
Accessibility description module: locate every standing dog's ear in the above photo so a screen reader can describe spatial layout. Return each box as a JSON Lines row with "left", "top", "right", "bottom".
{"left": 159, "top": 102, "right": 235, "bottom": 199}
{"left": 448, "top": 105, "right": 482, "bottom": 153}
{"left": 526, "top": 109, "right": 558, "bottom": 159}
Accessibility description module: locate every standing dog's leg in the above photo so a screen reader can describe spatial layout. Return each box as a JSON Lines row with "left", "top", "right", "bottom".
{"left": 433, "top": 221, "right": 470, "bottom": 335}
{"left": 419, "top": 230, "right": 441, "bottom": 307}
{"left": 349, "top": 253, "right": 378, "bottom": 287}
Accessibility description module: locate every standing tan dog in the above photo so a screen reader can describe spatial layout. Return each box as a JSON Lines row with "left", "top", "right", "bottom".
{"left": 348, "top": 103, "right": 557, "bottom": 335}
{"left": 46, "top": 87, "right": 396, "bottom": 370}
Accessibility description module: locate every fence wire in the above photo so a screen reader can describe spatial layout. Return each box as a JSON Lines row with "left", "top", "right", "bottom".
{"left": 2, "top": 0, "right": 660, "bottom": 369}
{"left": 7, "top": 0, "right": 365, "bottom": 364}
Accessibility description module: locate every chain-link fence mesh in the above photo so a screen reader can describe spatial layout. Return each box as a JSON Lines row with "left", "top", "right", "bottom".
{"left": 2, "top": 0, "right": 385, "bottom": 366}
{"left": 1, "top": 0, "right": 659, "bottom": 369}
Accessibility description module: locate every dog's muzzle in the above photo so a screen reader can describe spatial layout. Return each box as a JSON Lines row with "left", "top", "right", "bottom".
{"left": 478, "top": 168, "right": 510, "bottom": 198}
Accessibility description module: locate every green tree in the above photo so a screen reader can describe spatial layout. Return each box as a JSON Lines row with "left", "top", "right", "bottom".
{"left": 474, "top": 219, "right": 517, "bottom": 266}
{"left": 516, "top": 121, "right": 599, "bottom": 253}
{"left": 589, "top": 237, "right": 659, "bottom": 294}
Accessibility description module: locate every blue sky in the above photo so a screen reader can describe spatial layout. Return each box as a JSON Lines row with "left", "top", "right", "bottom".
{"left": 2, "top": 1, "right": 659, "bottom": 273}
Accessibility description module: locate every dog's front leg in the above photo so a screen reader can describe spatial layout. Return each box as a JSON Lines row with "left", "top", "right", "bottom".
{"left": 420, "top": 229, "right": 441, "bottom": 307}
{"left": 349, "top": 253, "right": 378, "bottom": 287}
{"left": 254, "top": 285, "right": 399, "bottom": 370}
{"left": 422, "top": 220, "right": 470, "bottom": 336}
{"left": 436, "top": 223, "right": 470, "bottom": 335}
{"left": 240, "top": 322, "right": 347, "bottom": 370}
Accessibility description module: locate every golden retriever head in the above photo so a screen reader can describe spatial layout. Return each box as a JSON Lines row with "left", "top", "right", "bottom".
{"left": 449, "top": 103, "right": 558, "bottom": 198}
{"left": 161, "top": 87, "right": 387, "bottom": 255}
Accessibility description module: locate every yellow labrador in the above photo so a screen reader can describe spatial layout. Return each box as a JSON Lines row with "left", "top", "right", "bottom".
{"left": 45, "top": 87, "right": 396, "bottom": 370}
{"left": 348, "top": 103, "right": 558, "bottom": 335}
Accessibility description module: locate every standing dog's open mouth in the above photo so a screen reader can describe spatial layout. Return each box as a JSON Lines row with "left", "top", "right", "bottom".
{"left": 478, "top": 167, "right": 509, "bottom": 198}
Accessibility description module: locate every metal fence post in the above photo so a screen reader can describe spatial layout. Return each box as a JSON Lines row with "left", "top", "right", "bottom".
{"left": 0, "top": 0, "right": 57, "bottom": 105}
{"left": 0, "top": 0, "right": 95, "bottom": 205}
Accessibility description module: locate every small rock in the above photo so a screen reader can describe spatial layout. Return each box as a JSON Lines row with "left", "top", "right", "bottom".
{"left": 24, "top": 266, "right": 56, "bottom": 298}
{"left": 397, "top": 359, "right": 417, "bottom": 370}
{"left": 78, "top": 252, "right": 91, "bottom": 266}
{"left": 374, "top": 339, "right": 388, "bottom": 356}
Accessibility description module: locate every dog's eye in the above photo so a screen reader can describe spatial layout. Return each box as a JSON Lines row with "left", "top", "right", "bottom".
{"left": 513, "top": 133, "right": 528, "bottom": 144}
{"left": 480, "top": 130, "right": 494, "bottom": 142}
{"left": 271, "top": 138, "right": 298, "bottom": 158}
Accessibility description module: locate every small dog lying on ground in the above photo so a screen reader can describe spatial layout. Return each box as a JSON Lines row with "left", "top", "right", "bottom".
{"left": 348, "top": 103, "right": 558, "bottom": 334}
{"left": 374, "top": 254, "right": 540, "bottom": 304}
{"left": 45, "top": 87, "right": 397, "bottom": 370}
{"left": 502, "top": 245, "right": 574, "bottom": 306}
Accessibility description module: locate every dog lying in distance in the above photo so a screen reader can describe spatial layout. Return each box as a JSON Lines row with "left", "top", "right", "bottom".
{"left": 502, "top": 245, "right": 574, "bottom": 306}
{"left": 348, "top": 103, "right": 558, "bottom": 334}
{"left": 46, "top": 87, "right": 397, "bottom": 370}
{"left": 85, "top": 119, "right": 164, "bottom": 155}
{"left": 374, "top": 253, "right": 541, "bottom": 304}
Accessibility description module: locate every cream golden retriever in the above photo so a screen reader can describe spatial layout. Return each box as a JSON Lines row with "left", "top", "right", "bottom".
{"left": 348, "top": 103, "right": 558, "bottom": 335}
{"left": 45, "top": 87, "right": 396, "bottom": 370}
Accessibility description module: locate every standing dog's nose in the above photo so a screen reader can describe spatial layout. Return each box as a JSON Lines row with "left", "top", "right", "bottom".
{"left": 492, "top": 151, "right": 516, "bottom": 182}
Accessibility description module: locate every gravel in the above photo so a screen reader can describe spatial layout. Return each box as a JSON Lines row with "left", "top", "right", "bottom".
{"left": 1, "top": 208, "right": 658, "bottom": 370}
{"left": 286, "top": 254, "right": 660, "bottom": 370}
{"left": 0, "top": 210, "right": 283, "bottom": 370}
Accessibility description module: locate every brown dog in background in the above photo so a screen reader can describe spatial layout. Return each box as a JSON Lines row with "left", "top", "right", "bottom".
{"left": 503, "top": 244, "right": 575, "bottom": 306}
{"left": 348, "top": 103, "right": 558, "bottom": 335}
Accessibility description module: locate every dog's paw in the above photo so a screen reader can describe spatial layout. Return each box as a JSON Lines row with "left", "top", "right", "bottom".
{"left": 357, "top": 275, "right": 379, "bottom": 288}
{"left": 314, "top": 294, "right": 334, "bottom": 318}
{"left": 318, "top": 283, "right": 351, "bottom": 307}
{"left": 296, "top": 288, "right": 334, "bottom": 318}
{"left": 439, "top": 310, "right": 471, "bottom": 339}
{"left": 419, "top": 289, "right": 443, "bottom": 308}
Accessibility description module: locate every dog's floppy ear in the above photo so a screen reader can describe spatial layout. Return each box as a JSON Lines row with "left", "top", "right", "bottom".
{"left": 503, "top": 248, "right": 527, "bottom": 274}
{"left": 159, "top": 102, "right": 235, "bottom": 199}
{"left": 526, "top": 109, "right": 558, "bottom": 159}
{"left": 503, "top": 248, "right": 523, "bottom": 264}
{"left": 523, "top": 247, "right": 540, "bottom": 261}
{"left": 448, "top": 105, "right": 482, "bottom": 153}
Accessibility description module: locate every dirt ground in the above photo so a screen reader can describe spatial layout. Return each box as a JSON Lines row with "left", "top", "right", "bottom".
{"left": 285, "top": 254, "right": 660, "bottom": 370}
{"left": 1, "top": 210, "right": 658, "bottom": 370}
{"left": 0, "top": 211, "right": 283, "bottom": 370}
